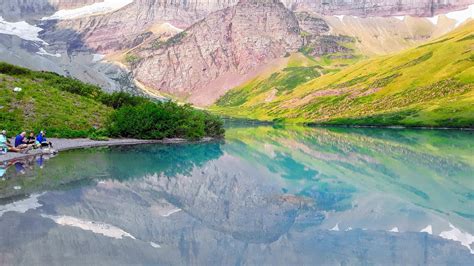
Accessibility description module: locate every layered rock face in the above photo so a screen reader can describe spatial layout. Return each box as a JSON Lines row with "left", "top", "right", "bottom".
{"left": 133, "top": 0, "right": 302, "bottom": 105}
{"left": 43, "top": 0, "right": 239, "bottom": 54}
{"left": 0, "top": 0, "right": 103, "bottom": 21}
{"left": 14, "top": 0, "right": 472, "bottom": 54}
{"left": 33, "top": 0, "right": 474, "bottom": 54}
{"left": 286, "top": 0, "right": 474, "bottom": 17}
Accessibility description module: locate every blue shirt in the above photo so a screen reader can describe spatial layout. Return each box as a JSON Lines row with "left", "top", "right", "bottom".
{"left": 36, "top": 134, "right": 46, "bottom": 143}
{"left": 14, "top": 135, "right": 24, "bottom": 147}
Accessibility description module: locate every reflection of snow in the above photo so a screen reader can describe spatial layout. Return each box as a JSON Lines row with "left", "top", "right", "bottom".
{"left": 41, "top": 214, "right": 136, "bottom": 240}
{"left": 389, "top": 227, "right": 399, "bottom": 233}
{"left": 42, "top": 0, "right": 134, "bottom": 20}
{"left": 37, "top": 48, "right": 61, "bottom": 57}
{"left": 0, "top": 17, "right": 47, "bottom": 44}
{"left": 439, "top": 223, "right": 474, "bottom": 254}
{"left": 150, "top": 242, "right": 161, "bottom": 248}
{"left": 161, "top": 208, "right": 181, "bottom": 217}
{"left": 420, "top": 225, "right": 433, "bottom": 234}
{"left": 0, "top": 194, "right": 43, "bottom": 217}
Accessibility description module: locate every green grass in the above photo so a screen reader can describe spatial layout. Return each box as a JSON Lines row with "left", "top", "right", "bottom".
{"left": 0, "top": 62, "right": 225, "bottom": 139}
{"left": 0, "top": 65, "right": 112, "bottom": 137}
{"left": 211, "top": 21, "right": 474, "bottom": 128}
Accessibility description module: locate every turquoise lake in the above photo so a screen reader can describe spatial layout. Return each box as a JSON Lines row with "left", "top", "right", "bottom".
{"left": 0, "top": 126, "right": 473, "bottom": 265}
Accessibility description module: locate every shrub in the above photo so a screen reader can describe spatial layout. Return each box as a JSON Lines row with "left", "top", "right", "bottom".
{"left": 0, "top": 62, "right": 31, "bottom": 75}
{"left": 125, "top": 54, "right": 141, "bottom": 65}
{"left": 106, "top": 101, "right": 224, "bottom": 140}
{"left": 99, "top": 91, "right": 148, "bottom": 109}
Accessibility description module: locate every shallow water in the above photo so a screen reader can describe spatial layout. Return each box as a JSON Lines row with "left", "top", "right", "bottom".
{"left": 0, "top": 126, "right": 473, "bottom": 265}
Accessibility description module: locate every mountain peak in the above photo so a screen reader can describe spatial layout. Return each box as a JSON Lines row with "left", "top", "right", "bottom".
{"left": 133, "top": 0, "right": 302, "bottom": 106}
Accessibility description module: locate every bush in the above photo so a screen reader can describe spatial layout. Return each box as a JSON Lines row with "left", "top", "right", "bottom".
{"left": 0, "top": 62, "right": 31, "bottom": 75}
{"left": 125, "top": 54, "right": 141, "bottom": 65}
{"left": 106, "top": 101, "right": 224, "bottom": 140}
{"left": 99, "top": 92, "right": 148, "bottom": 109}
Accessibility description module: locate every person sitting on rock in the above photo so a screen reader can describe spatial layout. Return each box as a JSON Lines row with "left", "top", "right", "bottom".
{"left": 1, "top": 130, "right": 27, "bottom": 153}
{"left": 36, "top": 131, "right": 53, "bottom": 148}
{"left": 0, "top": 130, "right": 11, "bottom": 153}
{"left": 15, "top": 132, "right": 30, "bottom": 150}
{"left": 26, "top": 132, "right": 36, "bottom": 145}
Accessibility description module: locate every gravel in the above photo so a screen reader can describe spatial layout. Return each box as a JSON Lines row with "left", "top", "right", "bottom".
{"left": 0, "top": 137, "right": 206, "bottom": 163}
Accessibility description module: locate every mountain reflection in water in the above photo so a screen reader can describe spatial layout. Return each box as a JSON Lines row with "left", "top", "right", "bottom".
{"left": 0, "top": 126, "right": 473, "bottom": 265}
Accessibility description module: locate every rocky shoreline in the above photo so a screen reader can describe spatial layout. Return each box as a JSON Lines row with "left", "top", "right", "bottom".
{"left": 0, "top": 137, "right": 214, "bottom": 163}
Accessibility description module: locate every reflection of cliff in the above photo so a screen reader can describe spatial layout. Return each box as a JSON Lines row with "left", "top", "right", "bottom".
{"left": 1, "top": 209, "right": 472, "bottom": 265}
{"left": 1, "top": 127, "right": 473, "bottom": 264}
{"left": 0, "top": 142, "right": 224, "bottom": 199}
{"left": 4, "top": 143, "right": 354, "bottom": 244}
{"left": 136, "top": 154, "right": 302, "bottom": 243}
{"left": 224, "top": 126, "right": 474, "bottom": 223}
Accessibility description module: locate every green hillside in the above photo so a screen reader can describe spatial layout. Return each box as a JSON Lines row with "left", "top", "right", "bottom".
{"left": 212, "top": 21, "right": 474, "bottom": 128}
{"left": 0, "top": 63, "right": 113, "bottom": 137}
{"left": 0, "top": 63, "right": 224, "bottom": 139}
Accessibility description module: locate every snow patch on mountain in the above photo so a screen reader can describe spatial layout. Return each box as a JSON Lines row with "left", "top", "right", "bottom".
{"left": 426, "top": 16, "right": 439, "bottom": 25}
{"left": 335, "top": 15, "right": 344, "bottom": 22}
{"left": 0, "top": 17, "right": 47, "bottom": 44}
{"left": 42, "top": 0, "right": 134, "bottom": 20}
{"left": 37, "top": 48, "right": 61, "bottom": 57}
{"left": 445, "top": 4, "right": 474, "bottom": 26}
{"left": 427, "top": 4, "right": 474, "bottom": 27}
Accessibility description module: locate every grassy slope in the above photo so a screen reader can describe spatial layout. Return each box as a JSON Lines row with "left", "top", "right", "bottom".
{"left": 212, "top": 21, "right": 474, "bottom": 128}
{"left": 0, "top": 65, "right": 112, "bottom": 137}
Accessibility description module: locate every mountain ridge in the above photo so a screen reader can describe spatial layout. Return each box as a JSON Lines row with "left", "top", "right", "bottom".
{"left": 211, "top": 21, "right": 474, "bottom": 128}
{"left": 132, "top": 0, "right": 302, "bottom": 105}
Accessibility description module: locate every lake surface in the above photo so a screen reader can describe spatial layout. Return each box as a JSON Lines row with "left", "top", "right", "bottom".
{"left": 0, "top": 126, "right": 473, "bottom": 265}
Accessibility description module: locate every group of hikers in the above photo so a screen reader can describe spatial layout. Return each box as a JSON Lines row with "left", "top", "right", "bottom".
{"left": 0, "top": 130, "right": 53, "bottom": 154}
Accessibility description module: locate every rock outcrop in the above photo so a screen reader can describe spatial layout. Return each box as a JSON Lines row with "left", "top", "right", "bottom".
{"left": 286, "top": 0, "right": 474, "bottom": 17}
{"left": 26, "top": 0, "right": 473, "bottom": 54}
{"left": 0, "top": 0, "right": 104, "bottom": 21}
{"left": 39, "top": 0, "right": 240, "bottom": 54}
{"left": 133, "top": 0, "right": 302, "bottom": 105}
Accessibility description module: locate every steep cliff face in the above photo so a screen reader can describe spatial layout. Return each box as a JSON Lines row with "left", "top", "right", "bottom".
{"left": 31, "top": 0, "right": 474, "bottom": 54}
{"left": 39, "top": 0, "right": 237, "bottom": 54}
{"left": 286, "top": 0, "right": 474, "bottom": 17}
{"left": 0, "top": 0, "right": 104, "bottom": 21}
{"left": 132, "top": 0, "right": 302, "bottom": 105}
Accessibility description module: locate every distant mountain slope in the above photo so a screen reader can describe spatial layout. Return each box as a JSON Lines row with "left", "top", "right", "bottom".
{"left": 132, "top": 0, "right": 302, "bottom": 106}
{"left": 212, "top": 21, "right": 474, "bottom": 128}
